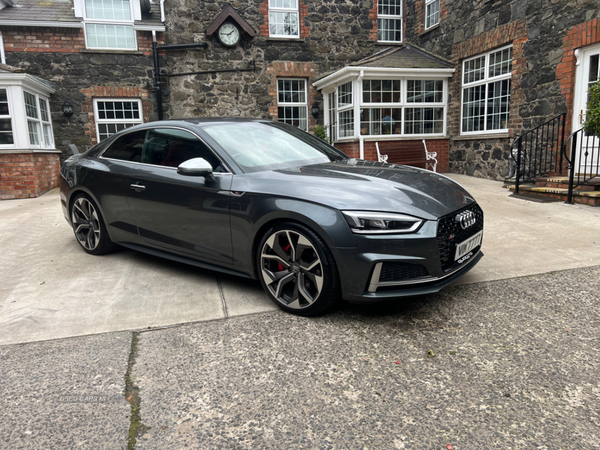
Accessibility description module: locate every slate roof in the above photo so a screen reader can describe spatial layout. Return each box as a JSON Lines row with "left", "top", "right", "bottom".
{"left": 0, "top": 0, "right": 162, "bottom": 25}
{"left": 353, "top": 45, "right": 453, "bottom": 69}
{"left": 0, "top": 0, "right": 79, "bottom": 22}
{"left": 315, "top": 45, "right": 454, "bottom": 82}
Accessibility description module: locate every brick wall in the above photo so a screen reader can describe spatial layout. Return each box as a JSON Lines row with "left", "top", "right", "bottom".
{"left": 557, "top": 18, "right": 600, "bottom": 135}
{"left": 0, "top": 26, "right": 158, "bottom": 55}
{"left": 334, "top": 139, "right": 449, "bottom": 173}
{"left": 0, "top": 152, "right": 60, "bottom": 199}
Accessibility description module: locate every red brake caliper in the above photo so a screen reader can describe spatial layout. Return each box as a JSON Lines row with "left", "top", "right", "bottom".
{"left": 277, "top": 244, "right": 291, "bottom": 271}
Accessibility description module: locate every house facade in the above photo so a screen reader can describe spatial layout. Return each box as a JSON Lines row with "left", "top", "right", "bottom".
{"left": 0, "top": 0, "right": 165, "bottom": 199}
{"left": 1, "top": 0, "right": 599, "bottom": 199}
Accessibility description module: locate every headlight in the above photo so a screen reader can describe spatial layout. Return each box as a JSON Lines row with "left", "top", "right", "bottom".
{"left": 342, "top": 211, "right": 423, "bottom": 234}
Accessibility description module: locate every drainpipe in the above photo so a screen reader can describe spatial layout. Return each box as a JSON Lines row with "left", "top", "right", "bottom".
{"left": 357, "top": 70, "right": 364, "bottom": 160}
{"left": 152, "top": 30, "right": 163, "bottom": 120}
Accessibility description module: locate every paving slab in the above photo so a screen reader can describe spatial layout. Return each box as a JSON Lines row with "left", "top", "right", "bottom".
{"left": 0, "top": 331, "right": 132, "bottom": 449}
{"left": 130, "top": 267, "right": 600, "bottom": 449}
{"left": 0, "top": 192, "right": 224, "bottom": 346}
{"left": 446, "top": 174, "right": 600, "bottom": 286}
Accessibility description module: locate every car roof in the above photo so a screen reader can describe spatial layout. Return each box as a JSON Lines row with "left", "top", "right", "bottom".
{"left": 148, "top": 117, "right": 269, "bottom": 128}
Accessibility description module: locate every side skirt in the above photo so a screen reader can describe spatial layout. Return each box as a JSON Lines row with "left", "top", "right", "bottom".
{"left": 118, "top": 243, "right": 255, "bottom": 280}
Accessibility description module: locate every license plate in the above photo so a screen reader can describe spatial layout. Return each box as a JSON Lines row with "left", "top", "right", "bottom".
{"left": 455, "top": 231, "right": 483, "bottom": 261}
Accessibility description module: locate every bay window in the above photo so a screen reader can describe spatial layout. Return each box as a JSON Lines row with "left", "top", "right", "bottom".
{"left": 24, "top": 91, "right": 53, "bottom": 148}
{"left": 0, "top": 89, "right": 13, "bottom": 146}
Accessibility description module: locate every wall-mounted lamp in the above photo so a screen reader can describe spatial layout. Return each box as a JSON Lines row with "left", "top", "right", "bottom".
{"left": 62, "top": 101, "right": 74, "bottom": 118}
{"left": 311, "top": 102, "right": 320, "bottom": 119}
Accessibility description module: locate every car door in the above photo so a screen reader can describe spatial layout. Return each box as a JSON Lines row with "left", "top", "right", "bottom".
{"left": 93, "top": 129, "right": 147, "bottom": 241}
{"left": 126, "top": 127, "right": 234, "bottom": 265}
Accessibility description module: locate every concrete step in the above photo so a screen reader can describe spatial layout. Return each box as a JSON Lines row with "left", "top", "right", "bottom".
{"left": 505, "top": 184, "right": 600, "bottom": 206}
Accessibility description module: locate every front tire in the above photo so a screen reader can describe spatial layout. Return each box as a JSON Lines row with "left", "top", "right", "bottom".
{"left": 70, "top": 194, "right": 116, "bottom": 255}
{"left": 257, "top": 222, "right": 340, "bottom": 316}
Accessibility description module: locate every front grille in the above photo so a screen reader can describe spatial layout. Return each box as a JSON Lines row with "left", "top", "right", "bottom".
{"left": 437, "top": 203, "right": 484, "bottom": 272}
{"left": 379, "top": 262, "right": 429, "bottom": 282}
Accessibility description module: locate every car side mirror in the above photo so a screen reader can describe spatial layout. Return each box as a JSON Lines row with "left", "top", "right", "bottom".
{"left": 177, "top": 158, "right": 214, "bottom": 181}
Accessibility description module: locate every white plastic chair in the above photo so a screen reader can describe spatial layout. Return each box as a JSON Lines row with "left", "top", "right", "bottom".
{"left": 423, "top": 139, "right": 438, "bottom": 172}
{"left": 375, "top": 142, "right": 388, "bottom": 163}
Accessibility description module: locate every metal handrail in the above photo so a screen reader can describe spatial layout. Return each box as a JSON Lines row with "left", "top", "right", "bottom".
{"left": 562, "top": 127, "right": 600, "bottom": 204}
{"left": 510, "top": 114, "right": 566, "bottom": 194}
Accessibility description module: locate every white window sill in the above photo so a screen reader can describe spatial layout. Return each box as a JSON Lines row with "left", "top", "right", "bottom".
{"left": 453, "top": 133, "right": 511, "bottom": 141}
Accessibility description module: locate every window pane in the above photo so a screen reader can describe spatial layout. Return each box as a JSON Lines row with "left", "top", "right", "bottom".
{"left": 269, "top": 11, "right": 298, "bottom": 36}
{"left": 462, "top": 85, "right": 486, "bottom": 132}
{"left": 278, "top": 79, "right": 306, "bottom": 104}
{"left": 489, "top": 48, "right": 512, "bottom": 78}
{"left": 24, "top": 92, "right": 38, "bottom": 119}
{"left": 39, "top": 98, "right": 50, "bottom": 122}
{"left": 102, "top": 129, "right": 146, "bottom": 159}
{"left": 338, "top": 82, "right": 352, "bottom": 107}
{"left": 338, "top": 110, "right": 354, "bottom": 138}
{"left": 425, "top": 0, "right": 440, "bottom": 29}
{"left": 378, "top": 0, "right": 402, "bottom": 16}
{"left": 0, "top": 89, "right": 9, "bottom": 116}
{"left": 405, "top": 107, "right": 444, "bottom": 134}
{"left": 0, "top": 118, "right": 14, "bottom": 145}
{"left": 359, "top": 108, "right": 401, "bottom": 135}
{"left": 278, "top": 106, "right": 308, "bottom": 131}
{"left": 377, "top": 18, "right": 402, "bottom": 42}
{"left": 363, "top": 79, "right": 401, "bottom": 103}
{"left": 407, "top": 80, "right": 443, "bottom": 103}
{"left": 486, "top": 79, "right": 511, "bottom": 130}
{"left": 86, "top": 0, "right": 131, "bottom": 20}
{"left": 28, "top": 120, "right": 40, "bottom": 145}
{"left": 86, "top": 23, "right": 136, "bottom": 49}
{"left": 463, "top": 56, "right": 485, "bottom": 84}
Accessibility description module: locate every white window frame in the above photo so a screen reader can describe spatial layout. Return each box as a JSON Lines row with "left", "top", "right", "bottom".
{"left": 425, "top": 0, "right": 440, "bottom": 30}
{"left": 337, "top": 81, "right": 354, "bottom": 139}
{"left": 0, "top": 87, "right": 15, "bottom": 149}
{"left": 24, "top": 90, "right": 54, "bottom": 149}
{"left": 93, "top": 98, "right": 143, "bottom": 142}
{"left": 276, "top": 78, "right": 308, "bottom": 131}
{"left": 83, "top": 0, "right": 137, "bottom": 50}
{"left": 461, "top": 45, "right": 513, "bottom": 135}
{"left": 268, "top": 0, "right": 300, "bottom": 39}
{"left": 377, "top": 0, "right": 403, "bottom": 43}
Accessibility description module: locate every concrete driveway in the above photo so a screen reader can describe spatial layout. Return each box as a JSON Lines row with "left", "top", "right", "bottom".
{"left": 1, "top": 174, "right": 599, "bottom": 346}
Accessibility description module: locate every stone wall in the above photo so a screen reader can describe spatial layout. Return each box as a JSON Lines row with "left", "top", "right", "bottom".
{"left": 403, "top": 0, "right": 600, "bottom": 180}
{"left": 1, "top": 26, "right": 163, "bottom": 159}
{"left": 161, "top": 0, "right": 381, "bottom": 129}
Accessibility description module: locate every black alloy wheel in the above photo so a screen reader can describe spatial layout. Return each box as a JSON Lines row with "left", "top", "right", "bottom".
{"left": 257, "top": 222, "right": 340, "bottom": 316}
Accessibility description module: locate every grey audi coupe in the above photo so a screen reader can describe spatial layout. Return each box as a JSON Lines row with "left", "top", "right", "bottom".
{"left": 60, "top": 118, "right": 483, "bottom": 316}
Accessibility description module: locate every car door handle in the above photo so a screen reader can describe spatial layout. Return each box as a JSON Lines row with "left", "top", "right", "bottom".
{"left": 130, "top": 183, "right": 146, "bottom": 191}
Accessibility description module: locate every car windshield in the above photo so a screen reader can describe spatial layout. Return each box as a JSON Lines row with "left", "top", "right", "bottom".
{"left": 202, "top": 121, "right": 346, "bottom": 173}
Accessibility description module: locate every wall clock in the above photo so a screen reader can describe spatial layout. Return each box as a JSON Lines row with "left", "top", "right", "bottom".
{"left": 218, "top": 23, "right": 241, "bottom": 47}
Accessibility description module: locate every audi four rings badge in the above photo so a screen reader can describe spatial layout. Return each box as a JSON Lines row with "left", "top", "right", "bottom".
{"left": 455, "top": 211, "right": 476, "bottom": 229}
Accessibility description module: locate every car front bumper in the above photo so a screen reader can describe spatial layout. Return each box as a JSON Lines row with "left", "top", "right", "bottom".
{"left": 333, "top": 215, "right": 484, "bottom": 303}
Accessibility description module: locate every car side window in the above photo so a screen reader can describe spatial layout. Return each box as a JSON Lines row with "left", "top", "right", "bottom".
{"left": 102, "top": 130, "right": 147, "bottom": 162}
{"left": 141, "top": 128, "right": 226, "bottom": 172}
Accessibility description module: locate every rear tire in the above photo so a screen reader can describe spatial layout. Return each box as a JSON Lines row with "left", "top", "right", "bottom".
{"left": 257, "top": 222, "right": 340, "bottom": 316}
{"left": 70, "top": 194, "right": 116, "bottom": 255}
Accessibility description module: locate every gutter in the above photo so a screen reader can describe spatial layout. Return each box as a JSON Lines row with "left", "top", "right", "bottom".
{"left": 0, "top": 20, "right": 83, "bottom": 28}
{"left": 314, "top": 66, "right": 455, "bottom": 90}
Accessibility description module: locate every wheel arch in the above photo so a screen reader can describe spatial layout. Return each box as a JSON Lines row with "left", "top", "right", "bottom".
{"left": 249, "top": 206, "right": 356, "bottom": 279}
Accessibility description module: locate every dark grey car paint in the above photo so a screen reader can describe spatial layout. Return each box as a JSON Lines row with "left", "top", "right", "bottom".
{"left": 61, "top": 118, "right": 482, "bottom": 303}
